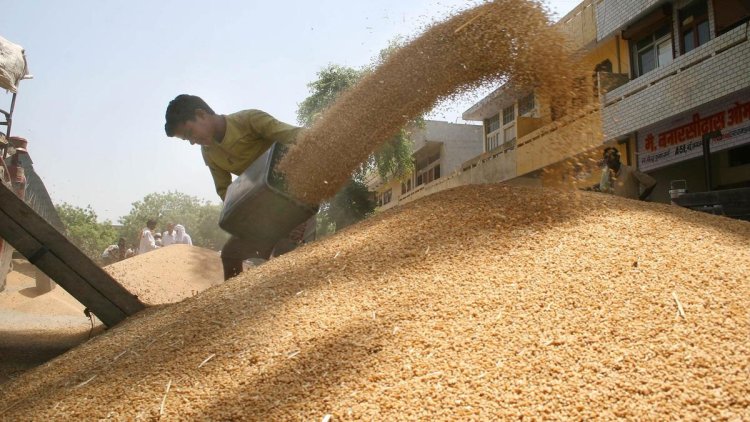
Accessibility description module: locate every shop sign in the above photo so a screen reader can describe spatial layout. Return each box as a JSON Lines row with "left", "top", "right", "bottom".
{"left": 637, "top": 96, "right": 750, "bottom": 171}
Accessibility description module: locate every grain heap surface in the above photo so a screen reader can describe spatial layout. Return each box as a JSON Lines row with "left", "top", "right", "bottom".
{"left": 280, "top": 0, "right": 582, "bottom": 203}
{"left": 105, "top": 244, "right": 223, "bottom": 306}
{"left": 0, "top": 268, "right": 96, "bottom": 384}
{"left": 2, "top": 185, "right": 748, "bottom": 420}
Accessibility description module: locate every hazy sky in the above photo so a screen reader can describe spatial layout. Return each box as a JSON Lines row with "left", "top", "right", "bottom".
{"left": 3, "top": 0, "right": 580, "bottom": 221}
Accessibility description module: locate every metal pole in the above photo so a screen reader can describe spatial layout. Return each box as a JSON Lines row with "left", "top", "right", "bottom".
{"left": 6, "top": 92, "right": 16, "bottom": 139}
{"left": 702, "top": 131, "right": 721, "bottom": 192}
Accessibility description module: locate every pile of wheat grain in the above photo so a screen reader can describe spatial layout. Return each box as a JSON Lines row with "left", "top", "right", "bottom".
{"left": 279, "top": 0, "right": 584, "bottom": 203}
{"left": 1, "top": 185, "right": 748, "bottom": 420}
{"left": 0, "top": 245, "right": 223, "bottom": 384}
{"left": 105, "top": 244, "right": 223, "bottom": 306}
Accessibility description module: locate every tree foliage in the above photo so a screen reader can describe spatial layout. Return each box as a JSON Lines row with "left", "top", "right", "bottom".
{"left": 297, "top": 64, "right": 363, "bottom": 128}
{"left": 55, "top": 203, "right": 118, "bottom": 262}
{"left": 118, "top": 191, "right": 228, "bottom": 250}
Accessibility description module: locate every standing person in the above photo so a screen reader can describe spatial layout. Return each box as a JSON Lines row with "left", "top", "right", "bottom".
{"left": 173, "top": 224, "right": 193, "bottom": 246}
{"left": 599, "top": 147, "right": 657, "bottom": 201}
{"left": 139, "top": 219, "right": 160, "bottom": 254}
{"left": 164, "top": 94, "right": 304, "bottom": 280}
{"left": 162, "top": 223, "right": 176, "bottom": 246}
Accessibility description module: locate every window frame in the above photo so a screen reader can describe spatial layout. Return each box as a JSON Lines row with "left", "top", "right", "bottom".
{"left": 518, "top": 94, "right": 535, "bottom": 116}
{"left": 632, "top": 23, "right": 673, "bottom": 77}
{"left": 680, "top": 0, "right": 710, "bottom": 54}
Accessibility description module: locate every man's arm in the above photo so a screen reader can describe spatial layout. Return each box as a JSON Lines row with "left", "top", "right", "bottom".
{"left": 598, "top": 165, "right": 611, "bottom": 193}
{"left": 203, "top": 148, "right": 232, "bottom": 201}
{"left": 634, "top": 170, "right": 657, "bottom": 201}
{"left": 249, "top": 110, "right": 303, "bottom": 145}
{"left": 208, "top": 165, "right": 232, "bottom": 201}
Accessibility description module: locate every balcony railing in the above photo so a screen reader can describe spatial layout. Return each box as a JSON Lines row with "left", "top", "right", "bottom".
{"left": 604, "top": 23, "right": 748, "bottom": 107}
{"left": 602, "top": 22, "right": 749, "bottom": 140}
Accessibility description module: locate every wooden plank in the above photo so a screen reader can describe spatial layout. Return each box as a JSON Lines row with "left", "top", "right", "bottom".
{"left": 0, "top": 182, "right": 145, "bottom": 325}
{"left": 0, "top": 207, "right": 127, "bottom": 326}
{"left": 0, "top": 182, "right": 144, "bottom": 315}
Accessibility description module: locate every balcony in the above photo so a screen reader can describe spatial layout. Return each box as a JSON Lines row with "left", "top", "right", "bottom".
{"left": 515, "top": 104, "right": 603, "bottom": 176}
{"left": 602, "top": 23, "right": 750, "bottom": 139}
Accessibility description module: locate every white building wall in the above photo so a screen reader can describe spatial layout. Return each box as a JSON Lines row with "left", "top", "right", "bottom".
{"left": 596, "top": 0, "right": 669, "bottom": 41}
{"left": 371, "top": 120, "right": 483, "bottom": 210}
{"left": 411, "top": 121, "right": 483, "bottom": 175}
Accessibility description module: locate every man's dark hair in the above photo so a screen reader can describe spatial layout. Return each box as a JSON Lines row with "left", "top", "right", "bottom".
{"left": 164, "top": 94, "right": 215, "bottom": 136}
{"left": 146, "top": 219, "right": 157, "bottom": 229}
{"left": 603, "top": 147, "right": 620, "bottom": 158}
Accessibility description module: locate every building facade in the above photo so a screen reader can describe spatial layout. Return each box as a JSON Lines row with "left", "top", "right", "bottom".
{"left": 369, "top": 0, "right": 750, "bottom": 212}
{"left": 598, "top": 0, "right": 750, "bottom": 202}
{"left": 368, "top": 120, "right": 483, "bottom": 211}
{"left": 462, "top": 0, "right": 750, "bottom": 201}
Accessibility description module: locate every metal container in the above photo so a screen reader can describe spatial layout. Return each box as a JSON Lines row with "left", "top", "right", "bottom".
{"left": 219, "top": 143, "right": 317, "bottom": 258}
{"left": 669, "top": 180, "right": 687, "bottom": 205}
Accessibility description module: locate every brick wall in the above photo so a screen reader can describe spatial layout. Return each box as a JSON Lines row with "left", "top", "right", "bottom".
{"left": 596, "top": 0, "right": 667, "bottom": 41}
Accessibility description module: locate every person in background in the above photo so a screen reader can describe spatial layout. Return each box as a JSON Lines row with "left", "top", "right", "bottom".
{"left": 173, "top": 224, "right": 193, "bottom": 246}
{"left": 139, "top": 219, "right": 160, "bottom": 254}
{"left": 162, "top": 223, "right": 176, "bottom": 246}
{"left": 154, "top": 232, "right": 163, "bottom": 247}
{"left": 125, "top": 245, "right": 137, "bottom": 259}
{"left": 599, "top": 147, "right": 656, "bottom": 201}
{"left": 101, "top": 237, "right": 128, "bottom": 265}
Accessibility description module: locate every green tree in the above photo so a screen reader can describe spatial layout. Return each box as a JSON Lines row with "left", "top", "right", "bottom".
{"left": 297, "top": 64, "right": 363, "bottom": 128}
{"left": 55, "top": 203, "right": 118, "bottom": 263}
{"left": 118, "top": 191, "right": 228, "bottom": 250}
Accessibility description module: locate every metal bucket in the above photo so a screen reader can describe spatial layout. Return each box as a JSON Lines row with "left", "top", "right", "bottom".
{"left": 219, "top": 143, "right": 317, "bottom": 259}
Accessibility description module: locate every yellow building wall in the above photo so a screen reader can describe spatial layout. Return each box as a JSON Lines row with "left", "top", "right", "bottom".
{"left": 516, "top": 107, "right": 604, "bottom": 177}
{"left": 517, "top": 116, "right": 545, "bottom": 139}
{"left": 514, "top": 9, "right": 631, "bottom": 179}
{"left": 582, "top": 36, "right": 631, "bottom": 74}
{"left": 559, "top": 0, "right": 598, "bottom": 50}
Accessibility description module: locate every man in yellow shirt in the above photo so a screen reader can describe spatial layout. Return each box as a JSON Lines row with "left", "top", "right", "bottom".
{"left": 164, "top": 94, "right": 303, "bottom": 279}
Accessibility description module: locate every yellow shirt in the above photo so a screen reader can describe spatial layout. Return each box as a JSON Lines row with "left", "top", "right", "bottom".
{"left": 202, "top": 110, "right": 301, "bottom": 200}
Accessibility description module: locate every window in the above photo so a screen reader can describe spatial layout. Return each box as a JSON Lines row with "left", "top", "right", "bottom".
{"left": 713, "top": 0, "right": 750, "bottom": 36}
{"left": 486, "top": 132, "right": 501, "bottom": 151}
{"left": 501, "top": 105, "right": 516, "bottom": 145}
{"left": 680, "top": 1, "right": 710, "bottom": 54}
{"left": 518, "top": 94, "right": 535, "bottom": 116}
{"left": 502, "top": 105, "right": 515, "bottom": 125}
{"left": 503, "top": 125, "right": 516, "bottom": 143}
{"left": 484, "top": 114, "right": 500, "bottom": 134}
{"left": 633, "top": 24, "right": 673, "bottom": 77}
{"left": 377, "top": 189, "right": 392, "bottom": 206}
{"left": 401, "top": 179, "right": 412, "bottom": 195}
{"left": 485, "top": 114, "right": 501, "bottom": 151}
{"left": 416, "top": 164, "right": 441, "bottom": 185}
